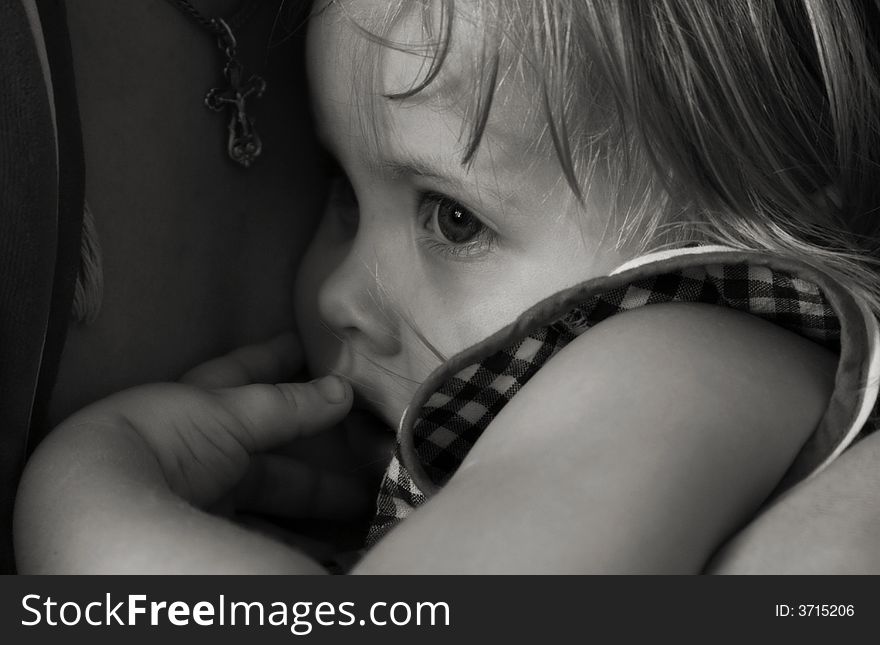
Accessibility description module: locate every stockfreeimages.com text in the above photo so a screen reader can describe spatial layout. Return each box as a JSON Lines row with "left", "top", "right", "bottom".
{"left": 21, "top": 594, "right": 450, "bottom": 635}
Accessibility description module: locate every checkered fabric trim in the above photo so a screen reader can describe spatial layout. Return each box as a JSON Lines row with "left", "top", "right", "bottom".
{"left": 367, "top": 261, "right": 849, "bottom": 545}
{"left": 558, "top": 263, "right": 839, "bottom": 344}
{"left": 369, "top": 450, "right": 427, "bottom": 543}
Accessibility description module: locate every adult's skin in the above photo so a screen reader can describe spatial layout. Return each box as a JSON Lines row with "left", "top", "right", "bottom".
{"left": 22, "top": 0, "right": 880, "bottom": 573}
{"left": 709, "top": 430, "right": 880, "bottom": 574}
{"left": 48, "top": 0, "right": 325, "bottom": 427}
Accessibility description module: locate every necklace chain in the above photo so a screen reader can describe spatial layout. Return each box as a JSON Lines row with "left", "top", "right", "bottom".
{"left": 163, "top": 0, "right": 267, "bottom": 168}
{"left": 164, "top": 0, "right": 260, "bottom": 36}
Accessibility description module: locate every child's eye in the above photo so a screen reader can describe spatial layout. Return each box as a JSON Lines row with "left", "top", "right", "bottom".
{"left": 419, "top": 193, "right": 496, "bottom": 259}
{"left": 430, "top": 197, "right": 482, "bottom": 243}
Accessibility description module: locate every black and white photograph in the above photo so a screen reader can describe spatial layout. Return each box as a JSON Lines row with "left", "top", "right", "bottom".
{"left": 3, "top": 0, "right": 880, "bottom": 612}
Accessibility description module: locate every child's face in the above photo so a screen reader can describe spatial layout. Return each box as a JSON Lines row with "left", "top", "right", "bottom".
{"left": 296, "top": 1, "right": 628, "bottom": 426}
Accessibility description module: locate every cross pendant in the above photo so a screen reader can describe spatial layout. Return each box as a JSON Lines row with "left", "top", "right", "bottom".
{"left": 204, "top": 20, "right": 266, "bottom": 168}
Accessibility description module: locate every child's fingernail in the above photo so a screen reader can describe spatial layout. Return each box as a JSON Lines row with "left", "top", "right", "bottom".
{"left": 313, "top": 375, "right": 348, "bottom": 403}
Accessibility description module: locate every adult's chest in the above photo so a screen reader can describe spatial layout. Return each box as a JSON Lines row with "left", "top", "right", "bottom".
{"left": 48, "top": 1, "right": 326, "bottom": 426}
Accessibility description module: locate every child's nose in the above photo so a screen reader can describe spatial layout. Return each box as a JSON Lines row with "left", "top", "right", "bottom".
{"left": 315, "top": 231, "right": 402, "bottom": 357}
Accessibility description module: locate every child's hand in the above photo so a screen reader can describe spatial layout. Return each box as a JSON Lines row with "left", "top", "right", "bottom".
{"left": 57, "top": 375, "right": 357, "bottom": 516}
{"left": 106, "top": 333, "right": 366, "bottom": 515}
{"left": 15, "top": 334, "right": 366, "bottom": 573}
{"left": 178, "top": 334, "right": 375, "bottom": 528}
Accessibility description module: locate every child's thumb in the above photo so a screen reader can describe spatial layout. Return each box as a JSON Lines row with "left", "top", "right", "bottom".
{"left": 213, "top": 376, "right": 353, "bottom": 452}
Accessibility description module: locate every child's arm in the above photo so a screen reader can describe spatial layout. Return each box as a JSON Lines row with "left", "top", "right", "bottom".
{"left": 14, "top": 377, "right": 355, "bottom": 574}
{"left": 354, "top": 302, "right": 837, "bottom": 573}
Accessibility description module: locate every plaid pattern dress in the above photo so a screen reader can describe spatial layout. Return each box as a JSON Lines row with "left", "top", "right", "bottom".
{"left": 366, "top": 247, "right": 880, "bottom": 545}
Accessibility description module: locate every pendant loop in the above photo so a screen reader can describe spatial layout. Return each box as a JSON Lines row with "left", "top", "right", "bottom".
{"left": 211, "top": 18, "right": 238, "bottom": 57}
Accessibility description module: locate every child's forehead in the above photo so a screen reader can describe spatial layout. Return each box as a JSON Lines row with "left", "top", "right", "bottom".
{"left": 316, "top": 1, "right": 484, "bottom": 97}
{"left": 309, "top": 0, "right": 547, "bottom": 161}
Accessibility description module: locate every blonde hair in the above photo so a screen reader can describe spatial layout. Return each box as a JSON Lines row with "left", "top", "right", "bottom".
{"left": 332, "top": 0, "right": 880, "bottom": 314}
{"left": 72, "top": 202, "right": 103, "bottom": 325}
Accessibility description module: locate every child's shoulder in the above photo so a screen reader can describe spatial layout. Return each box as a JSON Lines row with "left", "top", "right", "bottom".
{"left": 369, "top": 247, "right": 880, "bottom": 548}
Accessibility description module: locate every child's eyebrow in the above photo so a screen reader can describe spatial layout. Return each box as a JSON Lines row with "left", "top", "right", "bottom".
{"left": 378, "top": 154, "right": 512, "bottom": 210}
{"left": 379, "top": 156, "right": 459, "bottom": 185}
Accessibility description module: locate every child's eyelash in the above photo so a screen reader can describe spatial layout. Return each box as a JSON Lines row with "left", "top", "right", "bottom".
{"left": 420, "top": 237, "right": 496, "bottom": 259}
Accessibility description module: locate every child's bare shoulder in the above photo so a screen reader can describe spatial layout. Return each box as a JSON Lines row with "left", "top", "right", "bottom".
{"left": 475, "top": 301, "right": 837, "bottom": 465}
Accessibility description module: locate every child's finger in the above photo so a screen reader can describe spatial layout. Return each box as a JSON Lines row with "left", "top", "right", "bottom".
{"left": 233, "top": 454, "right": 372, "bottom": 521}
{"left": 213, "top": 376, "right": 353, "bottom": 452}
{"left": 179, "top": 332, "right": 303, "bottom": 388}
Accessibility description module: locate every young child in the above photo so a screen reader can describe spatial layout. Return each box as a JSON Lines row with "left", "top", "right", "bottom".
{"left": 14, "top": 0, "right": 880, "bottom": 573}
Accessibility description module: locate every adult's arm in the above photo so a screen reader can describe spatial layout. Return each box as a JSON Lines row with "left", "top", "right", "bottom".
{"left": 709, "top": 430, "right": 880, "bottom": 573}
